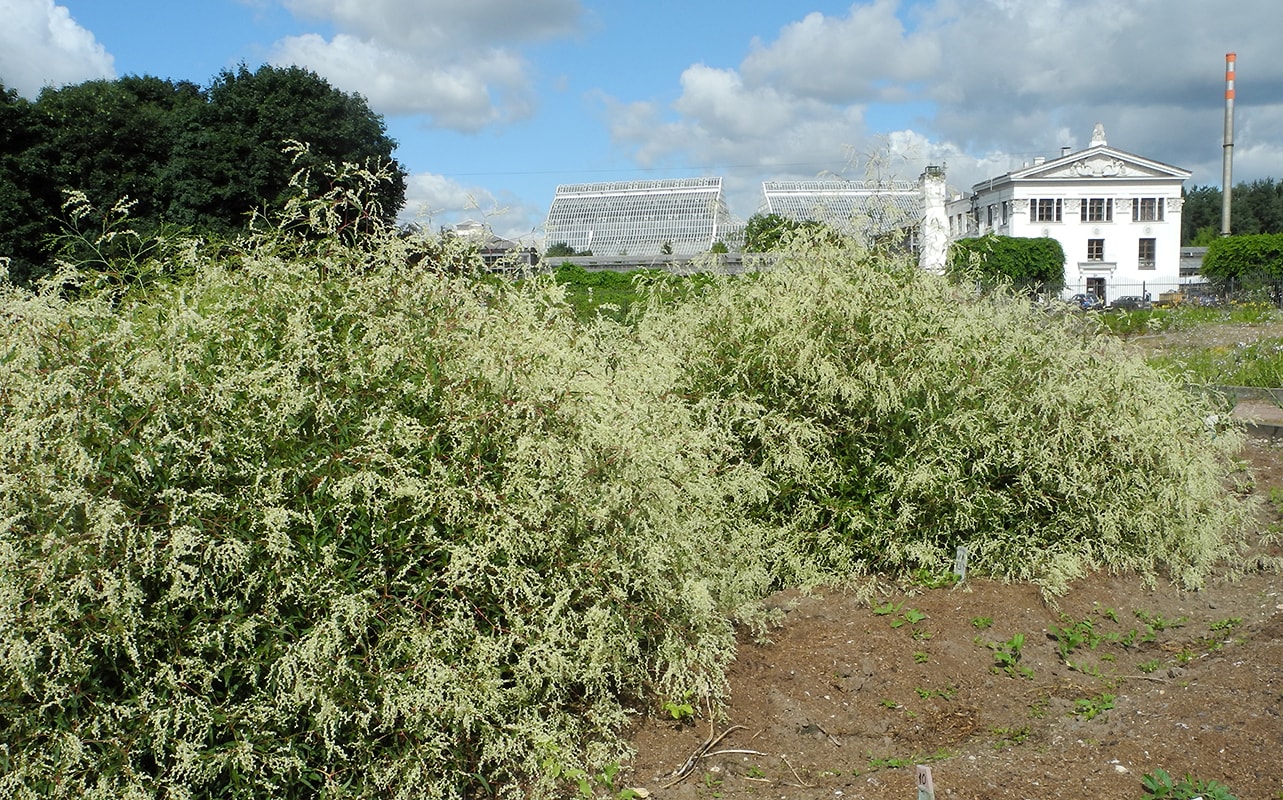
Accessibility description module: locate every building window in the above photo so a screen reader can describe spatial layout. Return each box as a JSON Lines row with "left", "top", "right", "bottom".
{"left": 1032, "top": 198, "right": 1062, "bottom": 222}
{"left": 1138, "top": 238, "right": 1156, "bottom": 269}
{"left": 987, "top": 204, "right": 995, "bottom": 227}
{"left": 1002, "top": 200, "right": 1010, "bottom": 224}
{"left": 1082, "top": 197, "right": 1113, "bottom": 222}
{"left": 1087, "top": 239, "right": 1105, "bottom": 261}
{"left": 1133, "top": 197, "right": 1164, "bottom": 222}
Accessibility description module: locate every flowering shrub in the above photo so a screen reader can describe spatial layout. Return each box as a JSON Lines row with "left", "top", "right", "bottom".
{"left": 639, "top": 229, "right": 1253, "bottom": 592}
{"left": 0, "top": 169, "right": 1256, "bottom": 798}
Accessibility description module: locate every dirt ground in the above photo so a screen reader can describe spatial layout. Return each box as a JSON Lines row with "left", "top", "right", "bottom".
{"left": 622, "top": 324, "right": 1283, "bottom": 799}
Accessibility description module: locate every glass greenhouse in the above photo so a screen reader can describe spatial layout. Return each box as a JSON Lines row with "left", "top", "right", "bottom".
{"left": 760, "top": 179, "right": 923, "bottom": 235}
{"left": 542, "top": 178, "right": 734, "bottom": 257}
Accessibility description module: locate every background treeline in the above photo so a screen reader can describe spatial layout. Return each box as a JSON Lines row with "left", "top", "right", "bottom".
{"left": 0, "top": 65, "right": 406, "bottom": 285}
{"left": 1183, "top": 179, "right": 1283, "bottom": 245}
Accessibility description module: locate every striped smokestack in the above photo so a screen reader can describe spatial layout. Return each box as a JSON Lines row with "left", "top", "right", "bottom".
{"left": 1222, "top": 52, "right": 1236, "bottom": 237}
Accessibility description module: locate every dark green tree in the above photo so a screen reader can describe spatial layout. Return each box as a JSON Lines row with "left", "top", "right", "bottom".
{"left": 1200, "top": 233, "right": 1283, "bottom": 281}
{"left": 167, "top": 65, "right": 405, "bottom": 234}
{"left": 0, "top": 82, "right": 58, "bottom": 284}
{"left": 1233, "top": 178, "right": 1283, "bottom": 237}
{"left": 33, "top": 76, "right": 204, "bottom": 224}
{"left": 743, "top": 213, "right": 798, "bottom": 252}
{"left": 947, "top": 234, "right": 1065, "bottom": 293}
{"left": 1181, "top": 185, "right": 1222, "bottom": 246}
{"left": 545, "top": 242, "right": 591, "bottom": 257}
{"left": 1182, "top": 180, "right": 1283, "bottom": 245}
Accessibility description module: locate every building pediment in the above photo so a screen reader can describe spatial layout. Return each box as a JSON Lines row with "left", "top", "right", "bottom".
{"left": 1011, "top": 146, "right": 1191, "bottom": 182}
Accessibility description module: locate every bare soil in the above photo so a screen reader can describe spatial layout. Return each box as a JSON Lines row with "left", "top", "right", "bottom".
{"left": 622, "top": 325, "right": 1283, "bottom": 799}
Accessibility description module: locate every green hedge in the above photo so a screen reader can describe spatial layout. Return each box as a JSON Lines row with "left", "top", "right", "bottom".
{"left": 947, "top": 234, "right": 1065, "bottom": 291}
{"left": 1201, "top": 232, "right": 1283, "bottom": 280}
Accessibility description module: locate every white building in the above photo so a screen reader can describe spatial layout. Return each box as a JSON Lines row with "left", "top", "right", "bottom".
{"left": 946, "top": 125, "right": 1190, "bottom": 303}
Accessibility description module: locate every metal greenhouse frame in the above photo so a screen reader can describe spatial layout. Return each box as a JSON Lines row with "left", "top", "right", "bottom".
{"left": 760, "top": 179, "right": 923, "bottom": 236}
{"left": 543, "top": 178, "right": 734, "bottom": 257}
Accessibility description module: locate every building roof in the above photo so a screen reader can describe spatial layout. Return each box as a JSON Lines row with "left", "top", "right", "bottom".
{"left": 970, "top": 125, "right": 1191, "bottom": 194}
{"left": 542, "top": 177, "right": 733, "bottom": 257}
{"left": 760, "top": 179, "right": 923, "bottom": 234}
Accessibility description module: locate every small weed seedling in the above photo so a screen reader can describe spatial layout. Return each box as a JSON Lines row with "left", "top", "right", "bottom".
{"left": 1048, "top": 617, "right": 1101, "bottom": 659}
{"left": 663, "top": 698, "right": 696, "bottom": 723}
{"left": 890, "top": 607, "right": 928, "bottom": 628}
{"left": 1135, "top": 609, "right": 1187, "bottom": 632}
{"left": 1203, "top": 617, "right": 1244, "bottom": 653}
{"left": 1027, "top": 694, "right": 1050, "bottom": 719}
{"left": 544, "top": 758, "right": 639, "bottom": 799}
{"left": 861, "top": 748, "right": 953, "bottom": 775}
{"left": 1209, "top": 617, "right": 1243, "bottom": 632}
{"left": 1072, "top": 692, "right": 1115, "bottom": 721}
{"left": 910, "top": 567, "right": 958, "bottom": 589}
{"left": 1141, "top": 767, "right": 1239, "bottom": 800}
{"left": 872, "top": 600, "right": 903, "bottom": 616}
{"left": 971, "top": 616, "right": 994, "bottom": 630}
{"left": 987, "top": 633, "right": 1034, "bottom": 679}
{"left": 1137, "top": 658, "right": 1163, "bottom": 674}
{"left": 913, "top": 650, "right": 930, "bottom": 664}
{"left": 990, "top": 725, "right": 1030, "bottom": 748}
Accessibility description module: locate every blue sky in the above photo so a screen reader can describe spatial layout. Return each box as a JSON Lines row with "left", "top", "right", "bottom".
{"left": 4, "top": 0, "right": 1280, "bottom": 242}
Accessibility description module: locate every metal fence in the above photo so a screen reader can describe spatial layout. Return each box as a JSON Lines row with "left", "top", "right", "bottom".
{"left": 1079, "top": 279, "right": 1283, "bottom": 309}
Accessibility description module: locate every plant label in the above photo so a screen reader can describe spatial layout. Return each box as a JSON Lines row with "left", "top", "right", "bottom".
{"left": 916, "top": 764, "right": 935, "bottom": 800}
{"left": 953, "top": 545, "right": 968, "bottom": 582}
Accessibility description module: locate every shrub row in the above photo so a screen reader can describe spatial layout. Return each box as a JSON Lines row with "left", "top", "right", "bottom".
{"left": 0, "top": 189, "right": 1255, "bottom": 798}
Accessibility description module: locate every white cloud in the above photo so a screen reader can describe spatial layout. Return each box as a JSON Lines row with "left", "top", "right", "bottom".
{"left": 0, "top": 0, "right": 113, "bottom": 97}
{"left": 740, "top": 0, "right": 940, "bottom": 103}
{"left": 401, "top": 171, "right": 545, "bottom": 242}
{"left": 271, "top": 0, "right": 582, "bottom": 130}
{"left": 603, "top": 0, "right": 1283, "bottom": 212}
{"left": 282, "top": 0, "right": 581, "bottom": 49}
{"left": 271, "top": 33, "right": 533, "bottom": 129}
{"left": 273, "top": 0, "right": 585, "bottom": 129}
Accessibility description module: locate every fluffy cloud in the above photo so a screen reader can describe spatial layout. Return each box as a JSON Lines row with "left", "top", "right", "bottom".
{"left": 271, "top": 0, "right": 581, "bottom": 129}
{"left": 605, "top": 0, "right": 1283, "bottom": 202}
{"left": 401, "top": 172, "right": 545, "bottom": 242}
{"left": 0, "top": 0, "right": 113, "bottom": 97}
{"left": 740, "top": 0, "right": 940, "bottom": 103}
{"left": 271, "top": 33, "right": 533, "bottom": 129}
{"left": 282, "top": 0, "right": 581, "bottom": 49}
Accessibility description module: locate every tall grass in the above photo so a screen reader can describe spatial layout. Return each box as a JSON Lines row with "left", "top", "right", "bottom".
{"left": 0, "top": 166, "right": 1258, "bottom": 798}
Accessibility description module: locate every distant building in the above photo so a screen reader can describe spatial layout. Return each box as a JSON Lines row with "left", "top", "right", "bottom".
{"left": 542, "top": 178, "right": 735, "bottom": 257}
{"left": 452, "top": 219, "right": 536, "bottom": 270}
{"left": 760, "top": 178, "right": 923, "bottom": 232}
{"left": 946, "top": 124, "right": 1190, "bottom": 303}
{"left": 760, "top": 169, "right": 947, "bottom": 272}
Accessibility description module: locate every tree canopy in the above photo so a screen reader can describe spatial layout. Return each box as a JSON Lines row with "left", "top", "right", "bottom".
{"left": 0, "top": 83, "right": 58, "bottom": 284}
{"left": 1182, "top": 179, "right": 1283, "bottom": 246}
{"left": 742, "top": 212, "right": 848, "bottom": 252}
{"left": 1200, "top": 233, "right": 1283, "bottom": 281}
{"left": 946, "top": 234, "right": 1065, "bottom": 293}
{"left": 0, "top": 66, "right": 405, "bottom": 284}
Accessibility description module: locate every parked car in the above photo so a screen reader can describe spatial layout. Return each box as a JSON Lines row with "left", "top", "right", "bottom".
{"left": 1068, "top": 293, "right": 1104, "bottom": 310}
{"left": 1110, "top": 295, "right": 1152, "bottom": 311}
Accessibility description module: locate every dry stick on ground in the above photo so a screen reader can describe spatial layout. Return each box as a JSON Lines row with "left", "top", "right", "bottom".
{"left": 781, "top": 755, "right": 813, "bottom": 788}
{"left": 659, "top": 724, "right": 747, "bottom": 788}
